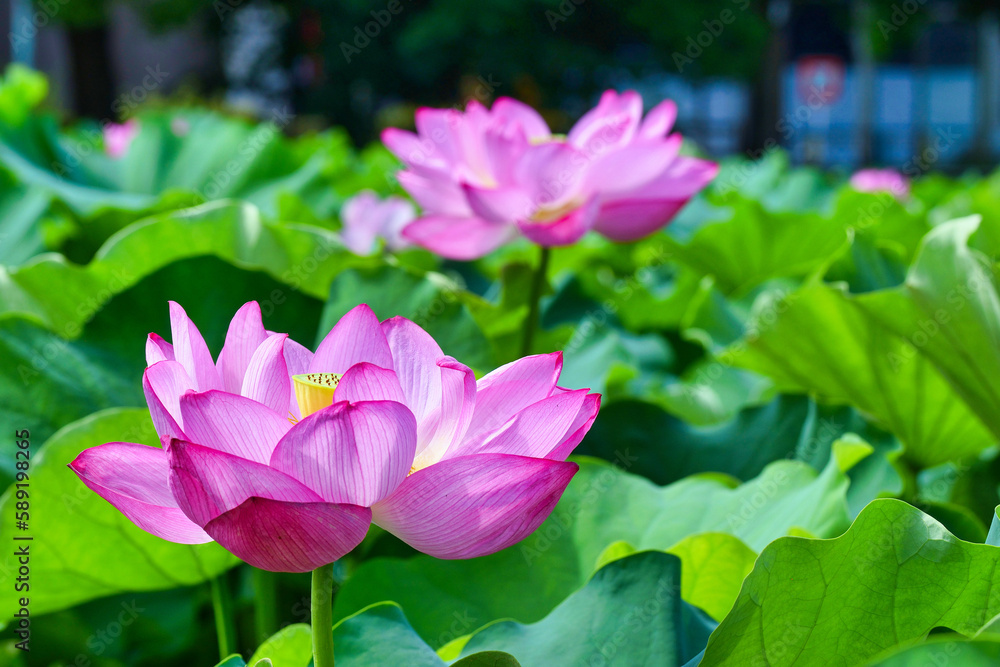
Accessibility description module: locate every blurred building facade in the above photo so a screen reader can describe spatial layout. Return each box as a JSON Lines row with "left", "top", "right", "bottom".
{"left": 619, "top": 0, "right": 1000, "bottom": 170}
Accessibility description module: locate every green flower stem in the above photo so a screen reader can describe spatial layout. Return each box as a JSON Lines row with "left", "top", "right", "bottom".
{"left": 521, "top": 245, "right": 552, "bottom": 357}
{"left": 210, "top": 573, "right": 238, "bottom": 660}
{"left": 311, "top": 563, "right": 336, "bottom": 667}
{"left": 252, "top": 568, "right": 279, "bottom": 644}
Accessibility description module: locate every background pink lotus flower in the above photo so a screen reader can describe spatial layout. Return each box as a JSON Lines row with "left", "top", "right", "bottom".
{"left": 382, "top": 90, "right": 718, "bottom": 259}
{"left": 103, "top": 119, "right": 140, "bottom": 158}
{"left": 70, "top": 302, "right": 599, "bottom": 571}
{"left": 340, "top": 190, "right": 416, "bottom": 255}
{"left": 849, "top": 168, "right": 910, "bottom": 198}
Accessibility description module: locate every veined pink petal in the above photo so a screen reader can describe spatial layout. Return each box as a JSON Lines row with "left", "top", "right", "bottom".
{"left": 241, "top": 334, "right": 292, "bottom": 416}
{"left": 583, "top": 141, "right": 681, "bottom": 198}
{"left": 482, "top": 124, "right": 529, "bottom": 185}
{"left": 284, "top": 338, "right": 313, "bottom": 376}
{"left": 381, "top": 127, "right": 448, "bottom": 175}
{"left": 567, "top": 90, "right": 643, "bottom": 156}
{"left": 628, "top": 153, "right": 719, "bottom": 200}
{"left": 143, "top": 360, "right": 194, "bottom": 440}
{"left": 463, "top": 352, "right": 563, "bottom": 445}
{"left": 517, "top": 194, "right": 599, "bottom": 247}
{"left": 396, "top": 171, "right": 471, "bottom": 218}
{"left": 270, "top": 401, "right": 417, "bottom": 506}
{"left": 514, "top": 141, "right": 588, "bottom": 210}
{"left": 381, "top": 316, "right": 445, "bottom": 424}
{"left": 169, "top": 302, "right": 222, "bottom": 391}
{"left": 283, "top": 337, "right": 313, "bottom": 420}
{"left": 216, "top": 302, "right": 269, "bottom": 394}
{"left": 310, "top": 304, "right": 394, "bottom": 374}
{"left": 546, "top": 392, "right": 601, "bottom": 461}
{"left": 145, "top": 333, "right": 174, "bottom": 366}
{"left": 178, "top": 391, "right": 291, "bottom": 464}
{"left": 415, "top": 107, "right": 464, "bottom": 166}
{"left": 462, "top": 183, "right": 535, "bottom": 223}
{"left": 336, "top": 363, "right": 406, "bottom": 404}
{"left": 205, "top": 497, "right": 371, "bottom": 572}
{"left": 592, "top": 155, "right": 718, "bottom": 241}
{"left": 451, "top": 388, "right": 593, "bottom": 459}
{"left": 491, "top": 97, "right": 551, "bottom": 141}
{"left": 381, "top": 318, "right": 476, "bottom": 458}
{"left": 412, "top": 358, "right": 477, "bottom": 467}
{"left": 592, "top": 198, "right": 687, "bottom": 241}
{"left": 450, "top": 106, "right": 494, "bottom": 181}
{"left": 168, "top": 439, "right": 324, "bottom": 525}
{"left": 638, "top": 99, "right": 678, "bottom": 139}
{"left": 371, "top": 454, "right": 578, "bottom": 559}
{"left": 401, "top": 215, "right": 518, "bottom": 260}
{"left": 69, "top": 442, "right": 210, "bottom": 544}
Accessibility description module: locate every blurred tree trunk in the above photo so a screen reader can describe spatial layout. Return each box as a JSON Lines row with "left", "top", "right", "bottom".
{"left": 974, "top": 10, "right": 999, "bottom": 165}
{"left": 67, "top": 25, "right": 114, "bottom": 119}
{"left": 852, "top": 0, "right": 875, "bottom": 165}
{"left": 746, "top": 0, "right": 788, "bottom": 152}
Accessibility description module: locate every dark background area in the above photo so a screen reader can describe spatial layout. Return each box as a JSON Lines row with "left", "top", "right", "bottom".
{"left": 2, "top": 0, "right": 999, "bottom": 167}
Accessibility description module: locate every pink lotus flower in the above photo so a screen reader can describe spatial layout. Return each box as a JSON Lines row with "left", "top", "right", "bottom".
{"left": 849, "top": 168, "right": 910, "bottom": 198}
{"left": 103, "top": 119, "right": 139, "bottom": 158}
{"left": 69, "top": 302, "right": 599, "bottom": 572}
{"left": 382, "top": 90, "right": 718, "bottom": 259}
{"left": 340, "top": 190, "right": 416, "bottom": 255}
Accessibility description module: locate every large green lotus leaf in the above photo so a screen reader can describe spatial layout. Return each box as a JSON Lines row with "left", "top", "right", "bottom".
{"left": 0, "top": 108, "right": 355, "bottom": 215}
{"left": 541, "top": 273, "right": 677, "bottom": 397}
{"left": 928, "top": 170, "right": 1000, "bottom": 256}
{"left": 330, "top": 603, "right": 520, "bottom": 666}
{"left": 869, "top": 637, "right": 1000, "bottom": 666}
{"left": 579, "top": 395, "right": 814, "bottom": 485}
{"left": 247, "top": 623, "right": 312, "bottom": 667}
{"left": 213, "top": 657, "right": 246, "bottom": 667}
{"left": 0, "top": 167, "right": 54, "bottom": 265}
{"left": 823, "top": 233, "right": 909, "bottom": 294}
{"left": 544, "top": 238, "right": 703, "bottom": 333}
{"left": 594, "top": 261, "right": 702, "bottom": 334}
{"left": 333, "top": 450, "right": 862, "bottom": 647}
{"left": 701, "top": 499, "right": 1000, "bottom": 666}
{"left": 709, "top": 150, "right": 833, "bottom": 214}
{"left": 726, "top": 280, "right": 995, "bottom": 467}
{"left": 581, "top": 391, "right": 903, "bottom": 504}
{"left": 0, "top": 315, "right": 141, "bottom": 484}
{"left": 0, "top": 106, "right": 403, "bottom": 263}
{"left": 652, "top": 362, "right": 775, "bottom": 427}
{"left": 680, "top": 276, "right": 799, "bottom": 355}
{"left": 559, "top": 324, "right": 674, "bottom": 399}
{"left": 457, "top": 551, "right": 714, "bottom": 666}
{"left": 593, "top": 532, "right": 755, "bottom": 624}
{"left": 0, "top": 201, "right": 377, "bottom": 331}
{"left": 0, "top": 64, "right": 48, "bottom": 127}
{"left": 318, "top": 264, "right": 496, "bottom": 372}
{"left": 29, "top": 587, "right": 211, "bottom": 666}
{"left": 0, "top": 408, "right": 238, "bottom": 619}
{"left": 77, "top": 253, "right": 325, "bottom": 374}
{"left": 854, "top": 216, "right": 1000, "bottom": 442}
{"left": 663, "top": 196, "right": 849, "bottom": 295}
{"left": 664, "top": 533, "right": 757, "bottom": 622}
{"left": 830, "top": 188, "right": 930, "bottom": 262}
